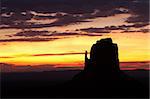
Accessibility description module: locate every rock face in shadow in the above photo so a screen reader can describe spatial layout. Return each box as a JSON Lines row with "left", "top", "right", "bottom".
{"left": 59, "top": 38, "right": 149, "bottom": 98}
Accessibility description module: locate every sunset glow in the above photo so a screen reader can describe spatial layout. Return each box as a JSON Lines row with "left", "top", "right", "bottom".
{"left": 0, "top": 33, "right": 149, "bottom": 66}
{"left": 0, "top": 0, "right": 149, "bottom": 71}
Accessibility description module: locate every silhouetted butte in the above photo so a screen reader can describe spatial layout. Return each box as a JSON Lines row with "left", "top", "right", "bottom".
{"left": 59, "top": 38, "right": 148, "bottom": 98}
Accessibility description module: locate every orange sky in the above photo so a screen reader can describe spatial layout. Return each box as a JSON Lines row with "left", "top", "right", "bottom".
{"left": 0, "top": 33, "right": 149, "bottom": 66}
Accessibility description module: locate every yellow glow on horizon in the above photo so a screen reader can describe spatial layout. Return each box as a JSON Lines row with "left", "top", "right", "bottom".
{"left": 0, "top": 32, "right": 149, "bottom": 66}
{"left": 0, "top": 55, "right": 83, "bottom": 66}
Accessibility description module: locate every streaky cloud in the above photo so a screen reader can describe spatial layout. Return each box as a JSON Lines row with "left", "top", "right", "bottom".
{"left": 0, "top": 56, "right": 15, "bottom": 58}
{"left": 32, "top": 52, "right": 87, "bottom": 56}
{"left": 7, "top": 30, "right": 103, "bottom": 37}
{"left": 0, "top": 37, "right": 59, "bottom": 42}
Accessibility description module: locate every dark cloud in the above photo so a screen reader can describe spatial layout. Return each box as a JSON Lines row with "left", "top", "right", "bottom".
{"left": 108, "top": 23, "right": 149, "bottom": 29}
{"left": 0, "top": 13, "right": 92, "bottom": 29}
{"left": 80, "top": 23, "right": 149, "bottom": 33}
{"left": 80, "top": 28, "right": 111, "bottom": 33}
{"left": 1, "top": 11, "right": 34, "bottom": 28}
{"left": 128, "top": 23, "right": 149, "bottom": 28}
{"left": 126, "top": 0, "right": 149, "bottom": 24}
{"left": 1, "top": 0, "right": 148, "bottom": 29}
{"left": 0, "top": 52, "right": 88, "bottom": 59}
{"left": 122, "top": 29, "right": 150, "bottom": 33}
{"left": 34, "top": 15, "right": 56, "bottom": 20}
{"left": 47, "top": 14, "right": 91, "bottom": 27}
{"left": 139, "top": 29, "right": 149, "bottom": 33}
{"left": 80, "top": 33, "right": 102, "bottom": 36}
{"left": 43, "top": 32, "right": 82, "bottom": 37}
{"left": 0, "top": 56, "right": 14, "bottom": 58}
{"left": 0, "top": 37, "right": 59, "bottom": 42}
{"left": 42, "top": 32, "right": 102, "bottom": 37}
{"left": 8, "top": 30, "right": 102, "bottom": 37}
{"left": 80, "top": 25, "right": 128, "bottom": 33}
{"left": 13, "top": 30, "right": 49, "bottom": 37}
{"left": 121, "top": 30, "right": 140, "bottom": 33}
{"left": 32, "top": 52, "right": 87, "bottom": 57}
{"left": 1, "top": 31, "right": 102, "bottom": 43}
{"left": 1, "top": 0, "right": 128, "bottom": 14}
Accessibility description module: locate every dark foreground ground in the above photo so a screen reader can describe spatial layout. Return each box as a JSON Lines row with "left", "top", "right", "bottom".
{"left": 1, "top": 70, "right": 149, "bottom": 98}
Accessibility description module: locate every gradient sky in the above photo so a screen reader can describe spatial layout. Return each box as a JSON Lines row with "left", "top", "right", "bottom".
{"left": 0, "top": 0, "right": 149, "bottom": 71}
